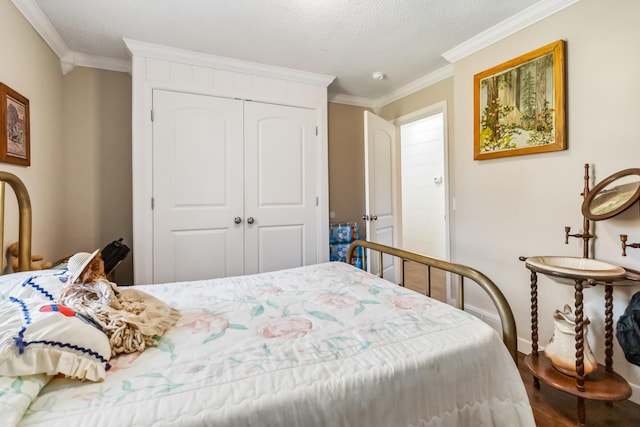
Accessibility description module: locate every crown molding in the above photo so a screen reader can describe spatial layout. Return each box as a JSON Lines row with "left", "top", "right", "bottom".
{"left": 14, "top": 0, "right": 578, "bottom": 96}
{"left": 72, "top": 52, "right": 131, "bottom": 74}
{"left": 12, "top": 0, "right": 71, "bottom": 60}
{"left": 124, "top": 38, "right": 336, "bottom": 88}
{"left": 328, "top": 93, "right": 374, "bottom": 108}
{"left": 442, "top": 0, "right": 581, "bottom": 63}
{"left": 329, "top": 64, "right": 454, "bottom": 110}
{"left": 12, "top": 0, "right": 131, "bottom": 75}
{"left": 372, "top": 65, "right": 454, "bottom": 110}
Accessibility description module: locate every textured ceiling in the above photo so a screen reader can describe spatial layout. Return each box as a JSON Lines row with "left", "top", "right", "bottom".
{"left": 29, "top": 0, "right": 545, "bottom": 101}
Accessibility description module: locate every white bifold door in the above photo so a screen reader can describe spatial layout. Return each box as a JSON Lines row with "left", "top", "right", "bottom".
{"left": 152, "top": 90, "right": 317, "bottom": 283}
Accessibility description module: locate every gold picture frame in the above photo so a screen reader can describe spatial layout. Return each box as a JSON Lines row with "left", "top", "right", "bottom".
{"left": 474, "top": 40, "right": 566, "bottom": 160}
{"left": 0, "top": 83, "right": 30, "bottom": 166}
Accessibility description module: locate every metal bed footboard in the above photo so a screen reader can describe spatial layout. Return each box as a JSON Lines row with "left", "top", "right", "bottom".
{"left": 347, "top": 239, "right": 517, "bottom": 363}
{"left": 0, "top": 171, "right": 32, "bottom": 272}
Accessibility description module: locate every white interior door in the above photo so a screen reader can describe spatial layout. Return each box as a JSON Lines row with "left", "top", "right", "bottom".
{"left": 244, "top": 101, "right": 317, "bottom": 274}
{"left": 364, "top": 111, "right": 398, "bottom": 282}
{"left": 152, "top": 90, "right": 244, "bottom": 283}
{"left": 400, "top": 112, "right": 446, "bottom": 259}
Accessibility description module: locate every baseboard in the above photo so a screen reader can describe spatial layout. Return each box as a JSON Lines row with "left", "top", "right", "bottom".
{"left": 464, "top": 304, "right": 502, "bottom": 334}
{"left": 468, "top": 309, "right": 640, "bottom": 406}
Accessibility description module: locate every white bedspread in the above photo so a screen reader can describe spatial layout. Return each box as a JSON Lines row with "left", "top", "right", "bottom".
{"left": 16, "top": 262, "right": 534, "bottom": 426}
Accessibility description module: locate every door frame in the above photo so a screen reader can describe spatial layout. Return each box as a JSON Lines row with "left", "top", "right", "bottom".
{"left": 394, "top": 101, "right": 453, "bottom": 304}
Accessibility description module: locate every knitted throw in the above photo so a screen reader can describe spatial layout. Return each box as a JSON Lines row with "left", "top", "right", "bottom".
{"left": 59, "top": 279, "right": 180, "bottom": 356}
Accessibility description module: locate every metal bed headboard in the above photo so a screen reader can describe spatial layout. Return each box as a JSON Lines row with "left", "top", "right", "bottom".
{"left": 0, "top": 171, "right": 32, "bottom": 273}
{"left": 347, "top": 239, "right": 518, "bottom": 363}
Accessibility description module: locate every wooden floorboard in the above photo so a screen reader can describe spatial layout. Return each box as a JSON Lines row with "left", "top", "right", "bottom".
{"left": 402, "top": 261, "right": 640, "bottom": 426}
{"left": 403, "top": 261, "right": 447, "bottom": 302}
{"left": 518, "top": 353, "right": 640, "bottom": 426}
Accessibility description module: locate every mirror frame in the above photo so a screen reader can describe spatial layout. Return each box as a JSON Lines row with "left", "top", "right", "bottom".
{"left": 582, "top": 168, "right": 640, "bottom": 221}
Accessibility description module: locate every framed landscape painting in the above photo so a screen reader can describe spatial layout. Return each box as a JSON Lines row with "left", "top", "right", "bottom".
{"left": 474, "top": 40, "right": 566, "bottom": 160}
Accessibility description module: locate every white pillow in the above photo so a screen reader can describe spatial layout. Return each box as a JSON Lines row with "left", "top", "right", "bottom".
{"left": 7, "top": 270, "right": 70, "bottom": 302}
{"left": 0, "top": 297, "right": 111, "bottom": 382}
{"left": 0, "top": 269, "right": 69, "bottom": 301}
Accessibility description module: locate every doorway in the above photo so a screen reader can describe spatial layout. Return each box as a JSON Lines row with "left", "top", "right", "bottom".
{"left": 396, "top": 102, "right": 450, "bottom": 303}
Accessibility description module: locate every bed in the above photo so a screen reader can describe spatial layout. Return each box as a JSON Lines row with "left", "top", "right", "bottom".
{"left": 0, "top": 171, "right": 535, "bottom": 426}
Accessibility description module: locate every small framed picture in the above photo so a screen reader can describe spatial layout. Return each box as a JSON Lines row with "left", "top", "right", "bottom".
{"left": 0, "top": 83, "right": 30, "bottom": 166}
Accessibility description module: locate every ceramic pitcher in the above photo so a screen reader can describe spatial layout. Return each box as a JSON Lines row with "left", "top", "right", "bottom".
{"left": 544, "top": 304, "right": 598, "bottom": 377}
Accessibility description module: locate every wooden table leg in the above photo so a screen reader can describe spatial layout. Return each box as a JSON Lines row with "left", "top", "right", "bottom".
{"left": 604, "top": 284, "right": 614, "bottom": 373}
{"left": 577, "top": 396, "right": 586, "bottom": 426}
{"left": 530, "top": 271, "right": 540, "bottom": 389}
{"left": 604, "top": 283, "right": 615, "bottom": 408}
{"left": 574, "top": 280, "right": 585, "bottom": 392}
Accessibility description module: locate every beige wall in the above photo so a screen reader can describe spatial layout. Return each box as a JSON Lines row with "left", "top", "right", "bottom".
{"left": 0, "top": 0, "right": 66, "bottom": 268}
{"left": 327, "top": 80, "right": 454, "bottom": 243}
{"left": 62, "top": 67, "right": 133, "bottom": 283}
{"left": 328, "top": 102, "right": 370, "bottom": 237}
{"left": 450, "top": 0, "right": 640, "bottom": 398}
{"left": 6, "top": 0, "right": 640, "bottom": 399}
{"left": 333, "top": 0, "right": 640, "bottom": 400}
{"left": 2, "top": 2, "right": 132, "bottom": 282}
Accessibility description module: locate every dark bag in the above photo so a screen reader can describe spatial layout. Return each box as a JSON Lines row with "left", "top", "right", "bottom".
{"left": 616, "top": 291, "right": 640, "bottom": 367}
{"left": 101, "top": 238, "right": 130, "bottom": 276}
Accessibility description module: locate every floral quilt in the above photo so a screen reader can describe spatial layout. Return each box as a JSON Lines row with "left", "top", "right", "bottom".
{"left": 12, "top": 262, "right": 534, "bottom": 426}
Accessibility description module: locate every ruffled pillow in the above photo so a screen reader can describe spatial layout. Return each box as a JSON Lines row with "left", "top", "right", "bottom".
{"left": 0, "top": 297, "right": 111, "bottom": 382}
{"left": 0, "top": 269, "right": 70, "bottom": 301}
{"left": 7, "top": 270, "right": 70, "bottom": 301}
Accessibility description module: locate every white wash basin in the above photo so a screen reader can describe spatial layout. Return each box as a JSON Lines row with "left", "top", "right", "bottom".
{"left": 525, "top": 256, "right": 626, "bottom": 283}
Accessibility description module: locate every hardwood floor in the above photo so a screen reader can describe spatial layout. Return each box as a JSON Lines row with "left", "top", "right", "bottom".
{"left": 402, "top": 261, "right": 447, "bottom": 303}
{"left": 402, "top": 261, "right": 640, "bottom": 426}
{"left": 517, "top": 353, "right": 640, "bottom": 426}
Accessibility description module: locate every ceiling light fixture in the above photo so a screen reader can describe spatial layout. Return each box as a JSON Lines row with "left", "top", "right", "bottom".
{"left": 371, "top": 72, "right": 385, "bottom": 80}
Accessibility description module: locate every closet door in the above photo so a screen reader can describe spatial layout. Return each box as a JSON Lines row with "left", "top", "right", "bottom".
{"left": 152, "top": 90, "right": 244, "bottom": 283}
{"left": 244, "top": 102, "right": 317, "bottom": 274}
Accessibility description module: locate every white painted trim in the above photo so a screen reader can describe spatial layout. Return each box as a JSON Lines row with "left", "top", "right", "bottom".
{"left": 373, "top": 65, "right": 454, "bottom": 110}
{"left": 328, "top": 93, "right": 374, "bottom": 108}
{"left": 329, "top": 65, "right": 454, "bottom": 109}
{"left": 442, "top": 0, "right": 581, "bottom": 63}
{"left": 12, "top": 0, "right": 70, "bottom": 59}
{"left": 11, "top": 0, "right": 131, "bottom": 75}
{"left": 123, "top": 38, "right": 335, "bottom": 88}
{"left": 14, "top": 0, "right": 575, "bottom": 96}
{"left": 626, "top": 381, "right": 639, "bottom": 405}
{"left": 465, "top": 305, "right": 502, "bottom": 334}
{"left": 71, "top": 52, "right": 131, "bottom": 74}
{"left": 443, "top": 302, "right": 640, "bottom": 405}
{"left": 59, "top": 51, "right": 131, "bottom": 75}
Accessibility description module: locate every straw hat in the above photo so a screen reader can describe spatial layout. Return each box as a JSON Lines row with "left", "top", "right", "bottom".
{"left": 67, "top": 249, "right": 100, "bottom": 283}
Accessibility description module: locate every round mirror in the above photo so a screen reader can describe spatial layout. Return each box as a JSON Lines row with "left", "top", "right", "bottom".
{"left": 582, "top": 168, "right": 640, "bottom": 220}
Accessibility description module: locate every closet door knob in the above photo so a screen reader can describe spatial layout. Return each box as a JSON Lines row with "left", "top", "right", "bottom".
{"left": 234, "top": 217, "right": 242, "bottom": 224}
{"left": 371, "top": 215, "right": 378, "bottom": 221}
{"left": 247, "top": 217, "right": 255, "bottom": 224}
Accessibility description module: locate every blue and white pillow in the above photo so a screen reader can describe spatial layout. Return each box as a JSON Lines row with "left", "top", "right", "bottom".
{"left": 6, "top": 270, "right": 70, "bottom": 302}
{"left": 0, "top": 269, "right": 70, "bottom": 302}
{"left": 0, "top": 271, "right": 111, "bottom": 382}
